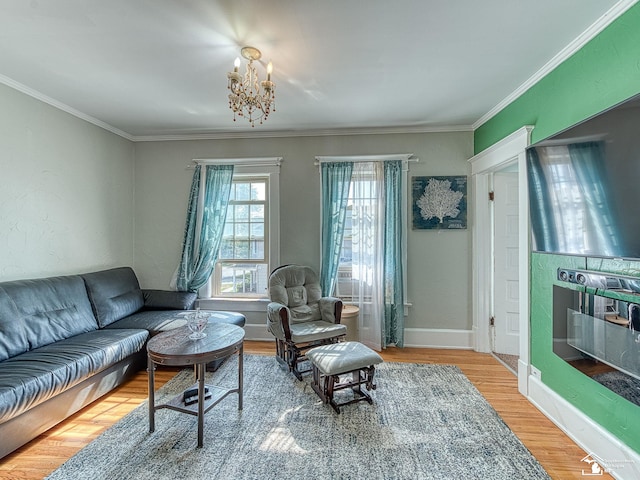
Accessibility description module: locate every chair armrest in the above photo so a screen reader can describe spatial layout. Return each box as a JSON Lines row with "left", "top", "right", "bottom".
{"left": 142, "top": 289, "right": 197, "bottom": 310}
{"left": 318, "top": 297, "right": 343, "bottom": 324}
{"left": 267, "top": 302, "right": 292, "bottom": 341}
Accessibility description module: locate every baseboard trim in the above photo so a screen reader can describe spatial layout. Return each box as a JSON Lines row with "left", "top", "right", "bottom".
{"left": 528, "top": 375, "right": 640, "bottom": 479}
{"left": 401, "top": 327, "right": 474, "bottom": 349}
{"left": 244, "top": 323, "right": 273, "bottom": 342}
{"left": 244, "top": 325, "right": 474, "bottom": 349}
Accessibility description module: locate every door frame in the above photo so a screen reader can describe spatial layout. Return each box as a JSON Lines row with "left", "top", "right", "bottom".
{"left": 468, "top": 125, "right": 533, "bottom": 395}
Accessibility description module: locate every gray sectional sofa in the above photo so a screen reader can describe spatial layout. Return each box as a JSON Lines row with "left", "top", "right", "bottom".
{"left": 0, "top": 266, "right": 245, "bottom": 459}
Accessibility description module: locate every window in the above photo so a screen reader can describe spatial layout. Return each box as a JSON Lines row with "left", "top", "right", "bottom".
{"left": 319, "top": 155, "right": 410, "bottom": 349}
{"left": 205, "top": 158, "right": 280, "bottom": 299}
{"left": 213, "top": 177, "right": 269, "bottom": 297}
{"left": 335, "top": 171, "right": 378, "bottom": 301}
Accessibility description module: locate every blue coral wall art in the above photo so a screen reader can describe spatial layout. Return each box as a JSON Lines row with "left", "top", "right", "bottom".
{"left": 412, "top": 175, "right": 467, "bottom": 230}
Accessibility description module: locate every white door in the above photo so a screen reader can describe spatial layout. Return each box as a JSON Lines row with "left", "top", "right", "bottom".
{"left": 493, "top": 171, "right": 520, "bottom": 355}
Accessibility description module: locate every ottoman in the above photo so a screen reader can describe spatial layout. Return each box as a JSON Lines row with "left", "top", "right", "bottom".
{"left": 306, "top": 341, "right": 383, "bottom": 413}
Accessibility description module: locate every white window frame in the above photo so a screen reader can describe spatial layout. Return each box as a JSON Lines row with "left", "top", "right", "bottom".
{"left": 193, "top": 157, "right": 281, "bottom": 300}
{"left": 213, "top": 175, "right": 269, "bottom": 298}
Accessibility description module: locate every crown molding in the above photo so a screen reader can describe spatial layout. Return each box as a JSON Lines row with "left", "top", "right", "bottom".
{"left": 0, "top": 71, "right": 472, "bottom": 140}
{"left": 0, "top": 71, "right": 472, "bottom": 141}
{"left": 6, "top": 0, "right": 634, "bottom": 143}
{"left": 131, "top": 124, "right": 473, "bottom": 142}
{"left": 0, "top": 73, "right": 134, "bottom": 141}
{"left": 472, "top": 0, "right": 639, "bottom": 130}
{"left": 1, "top": 69, "right": 473, "bottom": 140}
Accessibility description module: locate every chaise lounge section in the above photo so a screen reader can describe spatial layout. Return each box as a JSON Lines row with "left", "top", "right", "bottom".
{"left": 0, "top": 266, "right": 245, "bottom": 459}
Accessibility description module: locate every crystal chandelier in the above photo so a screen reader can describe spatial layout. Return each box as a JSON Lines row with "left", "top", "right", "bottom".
{"left": 227, "top": 46, "right": 275, "bottom": 127}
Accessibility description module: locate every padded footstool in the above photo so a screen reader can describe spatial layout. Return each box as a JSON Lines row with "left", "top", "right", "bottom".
{"left": 306, "top": 341, "right": 383, "bottom": 413}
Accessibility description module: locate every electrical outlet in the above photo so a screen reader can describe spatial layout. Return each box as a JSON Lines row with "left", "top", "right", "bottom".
{"left": 531, "top": 366, "right": 542, "bottom": 380}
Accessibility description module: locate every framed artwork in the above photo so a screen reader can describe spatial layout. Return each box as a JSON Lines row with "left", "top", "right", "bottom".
{"left": 412, "top": 175, "right": 467, "bottom": 230}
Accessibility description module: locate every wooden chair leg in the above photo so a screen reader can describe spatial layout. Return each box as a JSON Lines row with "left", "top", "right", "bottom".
{"left": 311, "top": 367, "right": 377, "bottom": 413}
{"left": 327, "top": 375, "right": 340, "bottom": 413}
{"left": 274, "top": 339, "right": 289, "bottom": 370}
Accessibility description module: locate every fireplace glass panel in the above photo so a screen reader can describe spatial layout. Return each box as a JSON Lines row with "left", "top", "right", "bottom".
{"left": 553, "top": 284, "right": 640, "bottom": 407}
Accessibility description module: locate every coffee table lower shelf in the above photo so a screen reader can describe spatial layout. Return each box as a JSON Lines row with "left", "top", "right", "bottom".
{"left": 156, "top": 383, "right": 238, "bottom": 416}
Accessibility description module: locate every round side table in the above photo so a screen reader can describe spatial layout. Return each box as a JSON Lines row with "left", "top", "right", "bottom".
{"left": 341, "top": 304, "right": 360, "bottom": 342}
{"left": 147, "top": 322, "right": 244, "bottom": 447}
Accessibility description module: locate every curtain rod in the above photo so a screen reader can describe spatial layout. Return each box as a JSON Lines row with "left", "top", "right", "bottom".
{"left": 314, "top": 154, "right": 418, "bottom": 165}
{"left": 186, "top": 157, "right": 283, "bottom": 168}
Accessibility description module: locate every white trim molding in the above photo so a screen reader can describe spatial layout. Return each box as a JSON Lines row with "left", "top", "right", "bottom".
{"left": 0, "top": 73, "right": 134, "bottom": 141}
{"left": 472, "top": 0, "right": 639, "bottom": 130}
{"left": 468, "top": 126, "right": 533, "bottom": 396}
{"left": 403, "top": 328, "right": 474, "bottom": 350}
{"left": 528, "top": 376, "right": 640, "bottom": 480}
{"left": 244, "top": 325, "right": 474, "bottom": 349}
{"left": 470, "top": 126, "right": 533, "bottom": 174}
{"left": 135, "top": 125, "right": 472, "bottom": 142}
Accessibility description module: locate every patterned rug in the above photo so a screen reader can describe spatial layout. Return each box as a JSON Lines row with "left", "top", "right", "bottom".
{"left": 592, "top": 370, "right": 640, "bottom": 407}
{"left": 46, "top": 355, "right": 549, "bottom": 480}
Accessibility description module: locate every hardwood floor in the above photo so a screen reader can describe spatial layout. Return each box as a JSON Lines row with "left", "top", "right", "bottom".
{"left": 0, "top": 341, "right": 613, "bottom": 480}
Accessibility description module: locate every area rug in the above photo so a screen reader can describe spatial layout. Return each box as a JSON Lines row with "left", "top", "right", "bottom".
{"left": 592, "top": 370, "right": 640, "bottom": 407}
{"left": 46, "top": 355, "right": 549, "bottom": 480}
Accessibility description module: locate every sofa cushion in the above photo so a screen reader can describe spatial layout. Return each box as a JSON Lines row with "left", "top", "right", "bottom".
{"left": 0, "top": 287, "right": 29, "bottom": 362}
{"left": 82, "top": 267, "right": 144, "bottom": 328}
{"left": 142, "top": 289, "right": 197, "bottom": 310}
{"left": 0, "top": 328, "right": 148, "bottom": 423}
{"left": 268, "top": 265, "right": 323, "bottom": 324}
{"left": 289, "top": 320, "right": 347, "bottom": 343}
{"left": 0, "top": 275, "right": 98, "bottom": 357}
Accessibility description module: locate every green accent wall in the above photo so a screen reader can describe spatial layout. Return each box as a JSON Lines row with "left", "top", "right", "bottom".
{"left": 530, "top": 254, "right": 640, "bottom": 453}
{"left": 474, "top": 4, "right": 640, "bottom": 454}
{"left": 475, "top": 3, "right": 640, "bottom": 154}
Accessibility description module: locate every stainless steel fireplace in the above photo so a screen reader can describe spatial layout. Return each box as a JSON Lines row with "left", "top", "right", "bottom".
{"left": 553, "top": 269, "right": 640, "bottom": 406}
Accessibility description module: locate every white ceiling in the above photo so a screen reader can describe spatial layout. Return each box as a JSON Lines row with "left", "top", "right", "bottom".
{"left": 0, "top": 0, "right": 635, "bottom": 140}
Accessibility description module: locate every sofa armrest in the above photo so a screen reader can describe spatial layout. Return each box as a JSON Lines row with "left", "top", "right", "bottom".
{"left": 318, "top": 297, "right": 343, "bottom": 324}
{"left": 142, "top": 289, "right": 197, "bottom": 310}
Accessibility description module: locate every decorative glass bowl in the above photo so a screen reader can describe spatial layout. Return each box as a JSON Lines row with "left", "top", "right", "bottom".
{"left": 187, "top": 310, "right": 208, "bottom": 339}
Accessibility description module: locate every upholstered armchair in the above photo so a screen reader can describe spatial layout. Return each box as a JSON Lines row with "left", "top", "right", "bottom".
{"left": 267, "top": 265, "right": 346, "bottom": 380}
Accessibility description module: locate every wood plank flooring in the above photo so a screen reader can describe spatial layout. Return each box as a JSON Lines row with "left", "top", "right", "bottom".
{"left": 0, "top": 342, "right": 613, "bottom": 479}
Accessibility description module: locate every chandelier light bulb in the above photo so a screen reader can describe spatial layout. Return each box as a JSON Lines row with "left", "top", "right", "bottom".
{"left": 233, "top": 57, "right": 240, "bottom": 72}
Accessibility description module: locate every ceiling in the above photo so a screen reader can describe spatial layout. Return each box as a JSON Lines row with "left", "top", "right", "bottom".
{"left": 0, "top": 0, "right": 635, "bottom": 140}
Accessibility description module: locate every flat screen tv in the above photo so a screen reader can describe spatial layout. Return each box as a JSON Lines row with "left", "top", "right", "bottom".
{"left": 526, "top": 93, "right": 640, "bottom": 260}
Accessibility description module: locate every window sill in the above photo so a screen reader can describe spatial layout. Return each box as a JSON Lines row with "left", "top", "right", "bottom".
{"left": 197, "top": 297, "right": 269, "bottom": 313}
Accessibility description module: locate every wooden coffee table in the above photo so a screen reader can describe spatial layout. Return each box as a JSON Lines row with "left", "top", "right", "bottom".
{"left": 147, "top": 322, "right": 244, "bottom": 447}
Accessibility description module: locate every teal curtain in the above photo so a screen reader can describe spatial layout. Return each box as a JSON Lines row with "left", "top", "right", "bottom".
{"left": 320, "top": 162, "right": 353, "bottom": 296}
{"left": 568, "top": 142, "right": 620, "bottom": 257}
{"left": 176, "top": 164, "right": 234, "bottom": 292}
{"left": 382, "top": 161, "right": 405, "bottom": 347}
{"left": 526, "top": 148, "right": 557, "bottom": 252}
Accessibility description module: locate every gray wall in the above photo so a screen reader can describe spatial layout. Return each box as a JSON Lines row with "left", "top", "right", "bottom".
{"left": 133, "top": 131, "right": 473, "bottom": 333}
{"left": 0, "top": 80, "right": 473, "bottom": 337}
{"left": 0, "top": 84, "right": 135, "bottom": 281}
